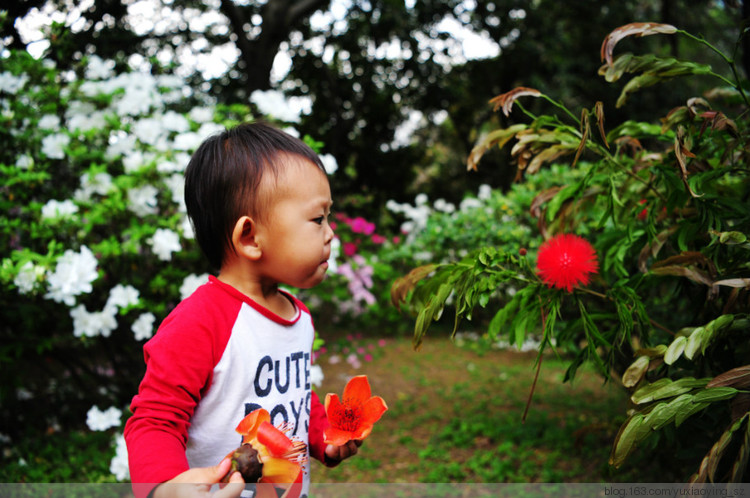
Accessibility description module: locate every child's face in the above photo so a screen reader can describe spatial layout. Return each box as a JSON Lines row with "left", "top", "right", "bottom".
{"left": 255, "top": 155, "right": 334, "bottom": 289}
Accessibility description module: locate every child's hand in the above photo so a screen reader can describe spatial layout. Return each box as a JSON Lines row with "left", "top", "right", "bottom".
{"left": 152, "top": 457, "right": 244, "bottom": 498}
{"left": 324, "top": 439, "right": 363, "bottom": 466}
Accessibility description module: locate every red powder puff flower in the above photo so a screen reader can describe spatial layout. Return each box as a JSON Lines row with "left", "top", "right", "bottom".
{"left": 536, "top": 234, "right": 598, "bottom": 292}
{"left": 324, "top": 375, "right": 388, "bottom": 446}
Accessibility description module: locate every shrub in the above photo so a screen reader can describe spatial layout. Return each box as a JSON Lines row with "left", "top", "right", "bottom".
{"left": 393, "top": 23, "right": 750, "bottom": 482}
{"left": 0, "top": 48, "right": 344, "bottom": 480}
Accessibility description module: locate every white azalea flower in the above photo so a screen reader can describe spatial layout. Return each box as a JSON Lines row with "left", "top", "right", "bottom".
{"left": 149, "top": 228, "right": 181, "bottom": 261}
{"left": 180, "top": 215, "right": 195, "bottom": 239}
{"left": 162, "top": 111, "right": 190, "bottom": 133}
{"left": 85, "top": 55, "right": 115, "bottom": 80}
{"left": 38, "top": 114, "right": 60, "bottom": 130}
{"left": 41, "top": 199, "right": 78, "bottom": 219}
{"left": 0, "top": 72, "right": 29, "bottom": 94}
{"left": 106, "top": 133, "right": 137, "bottom": 159}
{"left": 180, "top": 273, "right": 208, "bottom": 300}
{"left": 133, "top": 117, "right": 167, "bottom": 146}
{"left": 172, "top": 131, "right": 201, "bottom": 151}
{"left": 14, "top": 261, "right": 41, "bottom": 294}
{"left": 132, "top": 312, "right": 156, "bottom": 341}
{"left": 86, "top": 405, "right": 122, "bottom": 431}
{"left": 188, "top": 107, "right": 214, "bottom": 123}
{"left": 310, "top": 364, "right": 324, "bottom": 388}
{"left": 128, "top": 185, "right": 159, "bottom": 217}
{"left": 478, "top": 184, "right": 492, "bottom": 200}
{"left": 41, "top": 133, "right": 70, "bottom": 159}
{"left": 320, "top": 153, "right": 338, "bottom": 175}
{"left": 45, "top": 246, "right": 99, "bottom": 306}
{"left": 67, "top": 105, "right": 107, "bottom": 132}
{"left": 109, "top": 433, "right": 130, "bottom": 481}
{"left": 164, "top": 174, "right": 185, "bottom": 211}
{"left": 75, "top": 172, "right": 114, "bottom": 202}
{"left": 16, "top": 154, "right": 33, "bottom": 169}
{"left": 106, "top": 284, "right": 140, "bottom": 310}
{"left": 250, "top": 89, "right": 307, "bottom": 123}
{"left": 70, "top": 304, "right": 118, "bottom": 338}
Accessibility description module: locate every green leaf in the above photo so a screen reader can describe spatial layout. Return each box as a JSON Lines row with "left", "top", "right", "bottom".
{"left": 675, "top": 401, "right": 708, "bottom": 426}
{"left": 631, "top": 377, "right": 708, "bottom": 404}
{"left": 691, "top": 387, "right": 738, "bottom": 404}
{"left": 684, "top": 327, "right": 706, "bottom": 360}
{"left": 664, "top": 335, "right": 687, "bottom": 365}
{"left": 610, "top": 413, "right": 646, "bottom": 468}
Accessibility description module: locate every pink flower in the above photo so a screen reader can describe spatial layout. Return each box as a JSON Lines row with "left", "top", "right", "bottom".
{"left": 343, "top": 242, "right": 358, "bottom": 257}
{"left": 349, "top": 217, "right": 375, "bottom": 235}
{"left": 364, "top": 354, "right": 373, "bottom": 362}
{"left": 377, "top": 339, "right": 387, "bottom": 347}
{"left": 371, "top": 234, "right": 387, "bottom": 244}
{"left": 536, "top": 234, "right": 598, "bottom": 292}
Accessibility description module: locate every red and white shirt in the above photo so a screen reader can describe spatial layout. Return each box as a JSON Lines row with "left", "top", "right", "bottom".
{"left": 124, "top": 276, "right": 329, "bottom": 496}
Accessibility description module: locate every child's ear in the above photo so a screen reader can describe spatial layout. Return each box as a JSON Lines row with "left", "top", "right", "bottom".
{"left": 231, "top": 216, "right": 262, "bottom": 261}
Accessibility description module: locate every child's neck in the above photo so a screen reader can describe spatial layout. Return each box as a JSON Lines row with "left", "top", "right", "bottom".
{"left": 218, "top": 270, "right": 297, "bottom": 320}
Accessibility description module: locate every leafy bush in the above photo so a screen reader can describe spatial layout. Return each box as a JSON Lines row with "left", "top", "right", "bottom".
{"left": 393, "top": 23, "right": 750, "bottom": 482}
{"left": 0, "top": 46, "right": 387, "bottom": 480}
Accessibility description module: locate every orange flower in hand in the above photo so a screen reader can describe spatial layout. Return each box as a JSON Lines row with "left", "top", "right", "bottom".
{"left": 230, "top": 408, "right": 306, "bottom": 498}
{"left": 324, "top": 375, "right": 388, "bottom": 446}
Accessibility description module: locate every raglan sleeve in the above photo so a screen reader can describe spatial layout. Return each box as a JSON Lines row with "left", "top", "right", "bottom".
{"left": 123, "top": 302, "right": 220, "bottom": 495}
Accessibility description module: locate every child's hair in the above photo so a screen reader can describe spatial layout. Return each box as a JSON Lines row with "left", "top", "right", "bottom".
{"left": 184, "top": 122, "right": 326, "bottom": 270}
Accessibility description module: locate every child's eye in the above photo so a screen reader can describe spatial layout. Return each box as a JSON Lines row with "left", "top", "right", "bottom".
{"left": 313, "top": 216, "right": 325, "bottom": 225}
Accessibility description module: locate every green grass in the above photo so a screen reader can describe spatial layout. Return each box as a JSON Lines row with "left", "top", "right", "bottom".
{"left": 312, "top": 335, "right": 668, "bottom": 483}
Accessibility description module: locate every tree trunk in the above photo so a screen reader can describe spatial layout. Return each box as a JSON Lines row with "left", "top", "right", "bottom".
{"left": 220, "top": 0, "right": 330, "bottom": 92}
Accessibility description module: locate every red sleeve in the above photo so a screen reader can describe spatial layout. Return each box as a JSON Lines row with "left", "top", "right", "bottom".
{"left": 307, "top": 390, "right": 331, "bottom": 464}
{"left": 124, "top": 285, "right": 235, "bottom": 497}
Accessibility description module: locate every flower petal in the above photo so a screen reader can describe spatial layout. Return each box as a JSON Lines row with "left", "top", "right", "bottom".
{"left": 324, "top": 392, "right": 341, "bottom": 414}
{"left": 342, "top": 375, "right": 372, "bottom": 405}
{"left": 257, "top": 421, "right": 293, "bottom": 457}
{"left": 361, "top": 395, "right": 388, "bottom": 426}
{"left": 235, "top": 408, "right": 270, "bottom": 442}
{"left": 324, "top": 426, "right": 355, "bottom": 446}
{"left": 259, "top": 456, "right": 301, "bottom": 484}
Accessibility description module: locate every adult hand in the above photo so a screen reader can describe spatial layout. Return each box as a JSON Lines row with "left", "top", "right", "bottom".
{"left": 152, "top": 458, "right": 244, "bottom": 498}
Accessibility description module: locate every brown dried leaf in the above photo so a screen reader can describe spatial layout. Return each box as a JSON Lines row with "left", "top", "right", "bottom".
{"left": 649, "top": 265, "right": 714, "bottom": 287}
{"left": 651, "top": 251, "right": 715, "bottom": 273}
{"left": 529, "top": 187, "right": 563, "bottom": 219}
{"left": 687, "top": 97, "right": 712, "bottom": 116}
{"left": 467, "top": 124, "right": 527, "bottom": 171}
{"left": 622, "top": 356, "right": 650, "bottom": 388}
{"left": 638, "top": 227, "right": 676, "bottom": 273}
{"left": 527, "top": 145, "right": 569, "bottom": 175}
{"left": 714, "top": 278, "right": 750, "bottom": 288}
{"left": 707, "top": 366, "right": 750, "bottom": 389}
{"left": 601, "top": 22, "right": 678, "bottom": 67}
{"left": 730, "top": 394, "right": 750, "bottom": 423}
{"left": 595, "top": 101, "right": 608, "bottom": 149}
{"left": 614, "top": 136, "right": 644, "bottom": 157}
{"left": 674, "top": 128, "right": 702, "bottom": 198}
{"left": 390, "top": 264, "right": 437, "bottom": 309}
{"left": 699, "top": 111, "right": 740, "bottom": 137}
{"left": 572, "top": 109, "right": 590, "bottom": 167}
{"left": 489, "top": 87, "right": 542, "bottom": 117}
